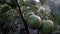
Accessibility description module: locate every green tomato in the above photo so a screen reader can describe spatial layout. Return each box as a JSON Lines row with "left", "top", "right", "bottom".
{"left": 27, "top": 15, "right": 42, "bottom": 29}
{"left": 40, "top": 20, "right": 56, "bottom": 34}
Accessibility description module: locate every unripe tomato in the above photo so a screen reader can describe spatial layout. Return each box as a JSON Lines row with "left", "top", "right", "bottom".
{"left": 27, "top": 15, "right": 42, "bottom": 29}
{"left": 40, "top": 20, "right": 56, "bottom": 34}
{"left": 24, "top": 11, "right": 35, "bottom": 20}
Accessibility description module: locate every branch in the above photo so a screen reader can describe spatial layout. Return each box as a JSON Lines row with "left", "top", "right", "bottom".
{"left": 15, "top": 0, "right": 29, "bottom": 34}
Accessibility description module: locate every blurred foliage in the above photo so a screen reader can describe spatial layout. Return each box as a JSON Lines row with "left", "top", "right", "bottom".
{"left": 0, "top": 0, "right": 22, "bottom": 34}
{"left": 0, "top": 0, "right": 60, "bottom": 34}
{"left": 0, "top": 0, "right": 40, "bottom": 34}
{"left": 40, "top": 0, "right": 46, "bottom": 5}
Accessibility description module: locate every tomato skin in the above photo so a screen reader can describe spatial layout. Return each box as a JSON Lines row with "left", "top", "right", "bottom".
{"left": 23, "top": 11, "right": 35, "bottom": 20}
{"left": 40, "top": 20, "right": 56, "bottom": 34}
{"left": 27, "top": 15, "right": 42, "bottom": 29}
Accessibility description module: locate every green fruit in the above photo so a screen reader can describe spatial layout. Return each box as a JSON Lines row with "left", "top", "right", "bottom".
{"left": 24, "top": 11, "right": 34, "bottom": 17}
{"left": 27, "top": 15, "right": 41, "bottom": 29}
{"left": 38, "top": 6, "right": 51, "bottom": 16}
{"left": 23, "top": 10, "right": 35, "bottom": 20}
{"left": 40, "top": 20, "right": 55, "bottom": 34}
{"left": 37, "top": 6, "right": 47, "bottom": 16}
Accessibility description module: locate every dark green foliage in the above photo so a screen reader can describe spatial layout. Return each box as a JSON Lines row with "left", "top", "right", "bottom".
{"left": 5, "top": 0, "right": 17, "bottom": 8}
{"left": 0, "top": 0, "right": 59, "bottom": 34}
{"left": 0, "top": 0, "right": 21, "bottom": 34}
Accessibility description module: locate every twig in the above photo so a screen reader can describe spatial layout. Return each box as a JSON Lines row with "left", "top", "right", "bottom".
{"left": 15, "top": 0, "right": 29, "bottom": 34}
